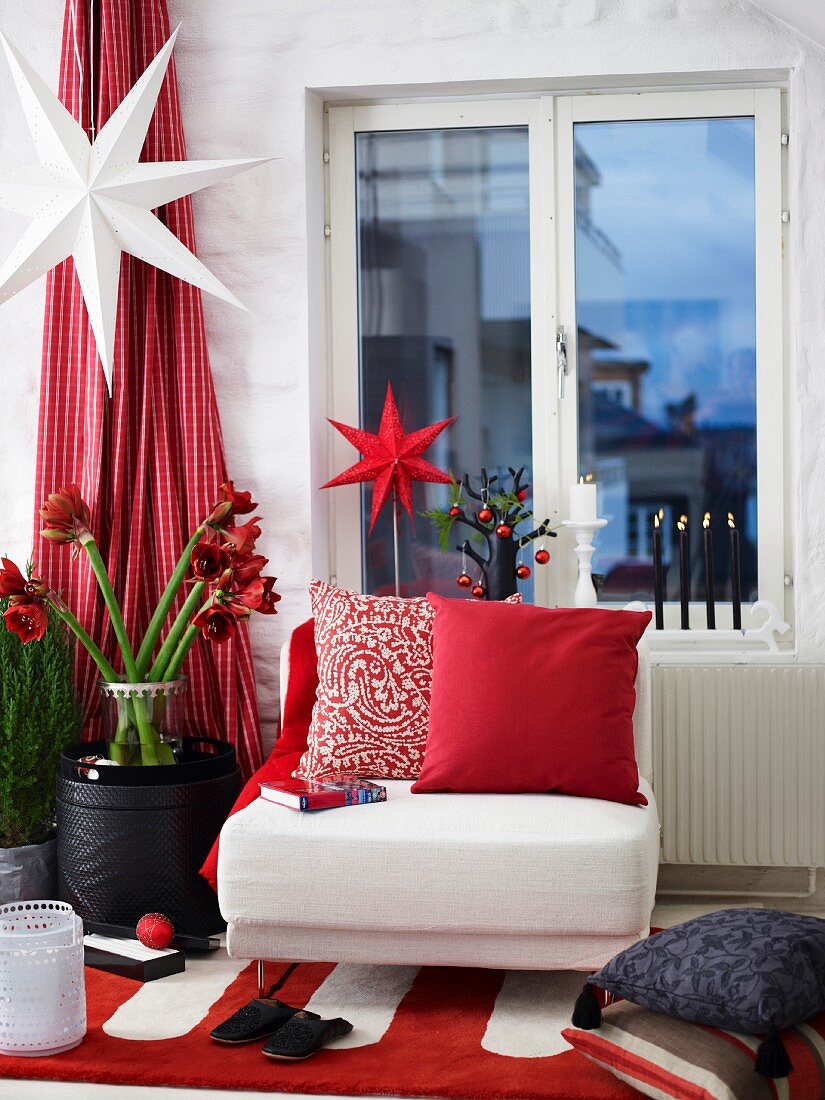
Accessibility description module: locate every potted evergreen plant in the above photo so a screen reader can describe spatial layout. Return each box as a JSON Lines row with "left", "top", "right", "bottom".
{"left": 0, "top": 482, "right": 279, "bottom": 934}
{"left": 0, "top": 598, "right": 79, "bottom": 902}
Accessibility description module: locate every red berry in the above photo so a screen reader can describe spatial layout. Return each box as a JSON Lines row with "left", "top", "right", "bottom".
{"left": 517, "top": 489, "right": 528, "bottom": 502}
{"left": 535, "top": 548, "right": 550, "bottom": 565}
{"left": 477, "top": 507, "right": 493, "bottom": 524}
{"left": 456, "top": 573, "right": 472, "bottom": 588}
{"left": 495, "top": 523, "right": 512, "bottom": 539}
{"left": 448, "top": 506, "right": 462, "bottom": 517}
{"left": 516, "top": 564, "right": 531, "bottom": 580}
{"left": 471, "top": 584, "right": 486, "bottom": 599}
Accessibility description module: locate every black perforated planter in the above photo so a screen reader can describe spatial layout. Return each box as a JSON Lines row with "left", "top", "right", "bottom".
{"left": 56, "top": 738, "right": 240, "bottom": 936}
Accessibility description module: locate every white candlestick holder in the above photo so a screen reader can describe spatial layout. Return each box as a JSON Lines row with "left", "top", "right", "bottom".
{"left": 562, "top": 518, "right": 607, "bottom": 608}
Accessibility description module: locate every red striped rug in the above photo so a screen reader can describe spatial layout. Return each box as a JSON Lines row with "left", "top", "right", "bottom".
{"left": 0, "top": 950, "right": 640, "bottom": 1098}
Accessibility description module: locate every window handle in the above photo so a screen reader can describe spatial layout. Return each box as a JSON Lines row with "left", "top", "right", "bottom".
{"left": 556, "top": 327, "right": 568, "bottom": 399}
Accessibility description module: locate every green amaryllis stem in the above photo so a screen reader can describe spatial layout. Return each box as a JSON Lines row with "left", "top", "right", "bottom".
{"left": 131, "top": 700, "right": 160, "bottom": 765}
{"left": 50, "top": 602, "right": 118, "bottom": 682}
{"left": 135, "top": 526, "right": 205, "bottom": 678}
{"left": 148, "top": 581, "right": 206, "bottom": 681}
{"left": 163, "top": 622, "right": 201, "bottom": 683}
{"left": 113, "top": 699, "right": 134, "bottom": 744}
{"left": 79, "top": 537, "right": 161, "bottom": 764}
{"left": 52, "top": 604, "right": 158, "bottom": 762}
{"left": 80, "top": 536, "right": 140, "bottom": 681}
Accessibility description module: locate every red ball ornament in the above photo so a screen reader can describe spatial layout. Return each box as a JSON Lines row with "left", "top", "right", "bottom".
{"left": 477, "top": 507, "right": 493, "bottom": 524}
{"left": 534, "top": 548, "right": 551, "bottom": 565}
{"left": 456, "top": 572, "right": 472, "bottom": 588}
{"left": 448, "top": 506, "right": 462, "bottom": 518}
{"left": 471, "top": 583, "right": 486, "bottom": 599}
{"left": 136, "top": 912, "right": 175, "bottom": 950}
{"left": 495, "top": 523, "right": 512, "bottom": 539}
{"left": 517, "top": 489, "right": 528, "bottom": 502}
{"left": 516, "top": 563, "right": 531, "bottom": 580}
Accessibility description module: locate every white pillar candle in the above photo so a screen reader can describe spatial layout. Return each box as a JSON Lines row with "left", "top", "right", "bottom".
{"left": 569, "top": 477, "right": 598, "bottom": 523}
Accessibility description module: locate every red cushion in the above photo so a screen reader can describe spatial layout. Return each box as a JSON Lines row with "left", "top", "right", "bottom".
{"left": 297, "top": 581, "right": 522, "bottom": 781}
{"left": 199, "top": 618, "right": 318, "bottom": 889}
{"left": 412, "top": 597, "right": 651, "bottom": 805}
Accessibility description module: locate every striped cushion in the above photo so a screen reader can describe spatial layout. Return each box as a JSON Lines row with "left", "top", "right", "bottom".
{"left": 563, "top": 1002, "right": 825, "bottom": 1099}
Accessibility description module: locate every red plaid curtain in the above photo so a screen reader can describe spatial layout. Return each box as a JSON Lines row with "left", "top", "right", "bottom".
{"left": 33, "top": 0, "right": 263, "bottom": 778}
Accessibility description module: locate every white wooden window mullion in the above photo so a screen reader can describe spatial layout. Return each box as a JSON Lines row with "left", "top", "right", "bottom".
{"left": 327, "top": 105, "right": 362, "bottom": 592}
{"left": 527, "top": 96, "right": 560, "bottom": 610}
{"left": 753, "top": 87, "right": 785, "bottom": 620}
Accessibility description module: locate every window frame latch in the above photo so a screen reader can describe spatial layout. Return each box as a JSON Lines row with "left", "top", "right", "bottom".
{"left": 556, "top": 327, "right": 569, "bottom": 399}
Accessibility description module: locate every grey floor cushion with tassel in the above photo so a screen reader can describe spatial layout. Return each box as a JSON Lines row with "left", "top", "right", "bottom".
{"left": 571, "top": 907, "right": 825, "bottom": 1079}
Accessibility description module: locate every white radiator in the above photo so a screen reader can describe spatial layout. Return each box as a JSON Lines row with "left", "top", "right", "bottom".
{"left": 652, "top": 665, "right": 825, "bottom": 867}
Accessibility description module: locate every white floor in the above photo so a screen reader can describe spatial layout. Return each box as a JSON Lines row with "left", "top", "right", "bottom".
{"left": 0, "top": 1087, "right": 357, "bottom": 1100}
{"left": 3, "top": 900, "right": 822, "bottom": 1100}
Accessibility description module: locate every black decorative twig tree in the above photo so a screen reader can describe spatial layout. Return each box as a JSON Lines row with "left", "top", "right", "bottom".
{"left": 424, "top": 467, "right": 558, "bottom": 600}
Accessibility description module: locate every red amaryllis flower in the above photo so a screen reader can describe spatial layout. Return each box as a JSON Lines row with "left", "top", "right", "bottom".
{"left": 206, "top": 499, "right": 233, "bottom": 527}
{"left": 193, "top": 604, "right": 237, "bottom": 644}
{"left": 0, "top": 559, "right": 26, "bottom": 597}
{"left": 258, "top": 577, "right": 281, "bottom": 615}
{"left": 231, "top": 553, "right": 268, "bottom": 587}
{"left": 3, "top": 602, "right": 48, "bottom": 643}
{"left": 228, "top": 578, "right": 264, "bottom": 612}
{"left": 205, "top": 482, "right": 259, "bottom": 527}
{"left": 222, "top": 518, "right": 262, "bottom": 557}
{"left": 218, "top": 481, "right": 258, "bottom": 517}
{"left": 189, "top": 540, "right": 231, "bottom": 583}
{"left": 39, "top": 484, "right": 92, "bottom": 544}
{"left": 0, "top": 559, "right": 48, "bottom": 600}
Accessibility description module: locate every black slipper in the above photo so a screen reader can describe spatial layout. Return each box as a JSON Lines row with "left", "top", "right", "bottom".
{"left": 261, "top": 1012, "right": 354, "bottom": 1060}
{"left": 210, "top": 987, "right": 320, "bottom": 1045}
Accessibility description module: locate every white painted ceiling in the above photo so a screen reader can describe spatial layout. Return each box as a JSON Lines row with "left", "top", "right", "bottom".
{"left": 749, "top": 0, "right": 825, "bottom": 49}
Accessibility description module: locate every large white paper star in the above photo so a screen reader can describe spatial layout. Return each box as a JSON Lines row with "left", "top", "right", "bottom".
{"left": 0, "top": 27, "right": 270, "bottom": 393}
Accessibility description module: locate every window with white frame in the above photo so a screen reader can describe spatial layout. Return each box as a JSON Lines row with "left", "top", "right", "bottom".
{"left": 326, "top": 90, "right": 784, "bottom": 628}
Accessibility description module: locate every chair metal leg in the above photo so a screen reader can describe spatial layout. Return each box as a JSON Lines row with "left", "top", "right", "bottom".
{"left": 257, "top": 958, "right": 298, "bottom": 997}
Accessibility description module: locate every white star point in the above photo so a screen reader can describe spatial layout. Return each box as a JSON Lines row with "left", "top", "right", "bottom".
{"left": 0, "top": 28, "right": 269, "bottom": 393}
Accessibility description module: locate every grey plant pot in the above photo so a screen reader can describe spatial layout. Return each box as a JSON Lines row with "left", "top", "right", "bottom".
{"left": 0, "top": 837, "right": 57, "bottom": 904}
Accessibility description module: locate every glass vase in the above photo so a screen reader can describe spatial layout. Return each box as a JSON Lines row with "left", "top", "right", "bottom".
{"left": 99, "top": 679, "right": 187, "bottom": 766}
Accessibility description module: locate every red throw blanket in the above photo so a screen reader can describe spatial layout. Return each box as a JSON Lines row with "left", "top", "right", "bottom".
{"left": 200, "top": 619, "right": 317, "bottom": 889}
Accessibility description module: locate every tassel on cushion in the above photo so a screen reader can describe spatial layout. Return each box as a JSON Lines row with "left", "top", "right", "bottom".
{"left": 755, "top": 1030, "right": 793, "bottom": 1078}
{"left": 572, "top": 982, "right": 602, "bottom": 1029}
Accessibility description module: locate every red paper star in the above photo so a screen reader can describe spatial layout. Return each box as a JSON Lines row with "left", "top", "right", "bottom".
{"left": 323, "top": 383, "right": 455, "bottom": 534}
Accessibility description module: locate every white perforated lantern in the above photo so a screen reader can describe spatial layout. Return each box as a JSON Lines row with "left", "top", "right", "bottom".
{"left": 0, "top": 901, "right": 86, "bottom": 1055}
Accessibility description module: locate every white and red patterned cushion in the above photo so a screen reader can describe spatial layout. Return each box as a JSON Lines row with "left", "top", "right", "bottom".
{"left": 296, "top": 581, "right": 519, "bottom": 780}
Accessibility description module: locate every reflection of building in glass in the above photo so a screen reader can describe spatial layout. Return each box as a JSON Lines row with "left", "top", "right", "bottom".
{"left": 574, "top": 130, "right": 757, "bottom": 603}
{"left": 356, "top": 128, "right": 533, "bottom": 596}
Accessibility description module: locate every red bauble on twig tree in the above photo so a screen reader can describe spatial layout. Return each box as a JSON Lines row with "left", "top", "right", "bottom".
{"left": 425, "top": 467, "right": 558, "bottom": 600}
{"left": 322, "top": 383, "right": 455, "bottom": 594}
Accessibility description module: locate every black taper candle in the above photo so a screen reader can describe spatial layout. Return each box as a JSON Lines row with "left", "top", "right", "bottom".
{"left": 703, "top": 512, "right": 715, "bottom": 629}
{"left": 653, "top": 511, "right": 665, "bottom": 629}
{"left": 678, "top": 514, "right": 690, "bottom": 630}
{"left": 728, "top": 512, "right": 742, "bottom": 630}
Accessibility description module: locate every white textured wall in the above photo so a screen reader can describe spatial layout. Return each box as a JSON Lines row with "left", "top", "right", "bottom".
{"left": 0, "top": 0, "right": 823, "bottom": 751}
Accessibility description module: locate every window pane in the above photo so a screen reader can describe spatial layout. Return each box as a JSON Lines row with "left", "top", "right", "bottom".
{"left": 574, "top": 117, "right": 757, "bottom": 605}
{"left": 356, "top": 127, "right": 532, "bottom": 596}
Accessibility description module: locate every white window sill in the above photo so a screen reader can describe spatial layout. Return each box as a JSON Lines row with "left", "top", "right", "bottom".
{"left": 630, "top": 599, "right": 793, "bottom": 663}
{"left": 649, "top": 641, "right": 797, "bottom": 666}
